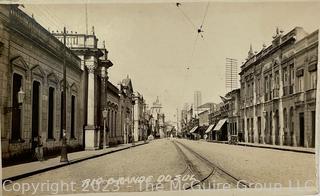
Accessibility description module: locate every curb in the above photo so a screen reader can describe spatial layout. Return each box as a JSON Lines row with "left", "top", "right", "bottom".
{"left": 186, "top": 138, "right": 315, "bottom": 154}
{"left": 237, "top": 143, "right": 315, "bottom": 154}
{"left": 2, "top": 142, "right": 148, "bottom": 184}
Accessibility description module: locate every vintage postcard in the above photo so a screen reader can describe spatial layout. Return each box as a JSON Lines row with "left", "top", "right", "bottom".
{"left": 0, "top": 0, "right": 319, "bottom": 195}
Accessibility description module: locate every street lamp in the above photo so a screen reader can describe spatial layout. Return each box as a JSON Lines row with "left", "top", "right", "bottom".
{"left": 18, "top": 87, "right": 25, "bottom": 106}
{"left": 4, "top": 87, "right": 25, "bottom": 113}
{"left": 102, "top": 108, "right": 108, "bottom": 149}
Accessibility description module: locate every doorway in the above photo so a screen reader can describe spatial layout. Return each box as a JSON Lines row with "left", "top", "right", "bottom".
{"left": 299, "top": 112, "right": 304, "bottom": 147}
{"left": 311, "top": 111, "right": 315, "bottom": 147}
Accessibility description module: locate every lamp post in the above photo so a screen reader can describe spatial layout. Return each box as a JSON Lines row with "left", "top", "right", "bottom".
{"left": 60, "top": 27, "right": 68, "bottom": 163}
{"left": 132, "top": 98, "right": 135, "bottom": 146}
{"left": 102, "top": 108, "right": 108, "bottom": 149}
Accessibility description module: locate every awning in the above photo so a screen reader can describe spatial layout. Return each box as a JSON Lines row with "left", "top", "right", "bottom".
{"left": 189, "top": 126, "right": 198, "bottom": 133}
{"left": 205, "top": 124, "right": 215, "bottom": 133}
{"left": 213, "top": 119, "right": 227, "bottom": 131}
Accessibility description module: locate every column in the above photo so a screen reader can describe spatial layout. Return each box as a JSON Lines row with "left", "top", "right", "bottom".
{"left": 279, "top": 66, "right": 284, "bottom": 146}
{"left": 262, "top": 111, "right": 266, "bottom": 144}
{"left": 85, "top": 64, "right": 98, "bottom": 150}
{"left": 253, "top": 79, "right": 258, "bottom": 143}
{"left": 244, "top": 112, "right": 248, "bottom": 143}
{"left": 272, "top": 112, "right": 276, "bottom": 145}
{"left": 101, "top": 67, "right": 108, "bottom": 148}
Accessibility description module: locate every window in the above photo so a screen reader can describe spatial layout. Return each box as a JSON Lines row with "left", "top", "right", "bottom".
{"left": 310, "top": 71, "right": 317, "bottom": 89}
{"left": 297, "top": 76, "right": 304, "bottom": 92}
{"left": 257, "top": 79, "right": 260, "bottom": 97}
{"left": 71, "top": 95, "right": 75, "bottom": 139}
{"left": 251, "top": 82, "right": 254, "bottom": 97}
{"left": 11, "top": 73, "right": 23, "bottom": 140}
{"left": 264, "top": 76, "right": 268, "bottom": 93}
{"left": 48, "top": 87, "right": 55, "bottom": 139}
{"left": 283, "top": 108, "right": 287, "bottom": 129}
{"left": 283, "top": 67, "right": 288, "bottom": 84}
{"left": 115, "top": 111, "right": 117, "bottom": 137}
{"left": 291, "top": 68, "right": 295, "bottom": 85}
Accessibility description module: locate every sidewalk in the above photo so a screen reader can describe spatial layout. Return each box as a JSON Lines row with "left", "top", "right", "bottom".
{"left": 238, "top": 142, "right": 315, "bottom": 154}
{"left": 197, "top": 139, "right": 315, "bottom": 154}
{"left": 2, "top": 141, "right": 147, "bottom": 183}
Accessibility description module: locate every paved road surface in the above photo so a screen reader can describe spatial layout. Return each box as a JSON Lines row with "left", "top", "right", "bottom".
{"left": 2, "top": 139, "right": 316, "bottom": 195}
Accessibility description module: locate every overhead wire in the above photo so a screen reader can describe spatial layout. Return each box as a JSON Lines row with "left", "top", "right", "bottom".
{"left": 176, "top": 2, "right": 210, "bottom": 70}
{"left": 176, "top": 3, "right": 197, "bottom": 31}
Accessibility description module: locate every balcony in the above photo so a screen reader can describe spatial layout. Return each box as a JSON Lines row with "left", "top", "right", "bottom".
{"left": 294, "top": 92, "right": 305, "bottom": 106}
{"left": 306, "top": 89, "right": 316, "bottom": 103}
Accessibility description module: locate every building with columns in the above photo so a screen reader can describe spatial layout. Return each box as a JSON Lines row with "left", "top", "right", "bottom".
{"left": 239, "top": 27, "right": 317, "bottom": 148}
{"left": 0, "top": 5, "right": 83, "bottom": 161}
{"left": 53, "top": 26, "right": 113, "bottom": 150}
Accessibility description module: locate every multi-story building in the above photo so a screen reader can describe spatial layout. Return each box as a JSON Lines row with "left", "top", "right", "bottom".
{"left": 0, "top": 5, "right": 83, "bottom": 161}
{"left": 150, "top": 97, "right": 165, "bottom": 138}
{"left": 106, "top": 81, "right": 121, "bottom": 146}
{"left": 224, "top": 89, "right": 241, "bottom": 142}
{"left": 193, "top": 91, "right": 202, "bottom": 117}
{"left": 132, "top": 91, "right": 146, "bottom": 142}
{"left": 118, "top": 75, "right": 134, "bottom": 144}
{"left": 53, "top": 25, "right": 114, "bottom": 150}
{"left": 239, "top": 27, "right": 317, "bottom": 148}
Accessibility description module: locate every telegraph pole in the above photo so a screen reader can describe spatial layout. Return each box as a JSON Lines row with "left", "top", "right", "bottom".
{"left": 60, "top": 27, "right": 68, "bottom": 162}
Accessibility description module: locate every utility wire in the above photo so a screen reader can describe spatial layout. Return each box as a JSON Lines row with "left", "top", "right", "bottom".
{"left": 176, "top": 4, "right": 197, "bottom": 30}
{"left": 200, "top": 2, "right": 210, "bottom": 28}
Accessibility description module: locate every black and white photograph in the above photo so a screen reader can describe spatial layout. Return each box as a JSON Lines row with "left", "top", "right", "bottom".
{"left": 0, "top": 0, "right": 319, "bottom": 195}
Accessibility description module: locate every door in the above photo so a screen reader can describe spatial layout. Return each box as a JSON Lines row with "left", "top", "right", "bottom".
{"left": 299, "top": 112, "right": 304, "bottom": 147}
{"left": 32, "top": 81, "right": 41, "bottom": 150}
{"left": 311, "top": 111, "right": 315, "bottom": 147}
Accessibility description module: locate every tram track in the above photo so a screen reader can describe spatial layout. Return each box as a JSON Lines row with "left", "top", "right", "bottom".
{"left": 172, "top": 139, "right": 250, "bottom": 189}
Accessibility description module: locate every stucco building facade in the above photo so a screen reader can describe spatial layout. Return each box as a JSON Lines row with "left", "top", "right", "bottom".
{"left": 0, "top": 5, "right": 83, "bottom": 161}
{"left": 239, "top": 27, "right": 317, "bottom": 148}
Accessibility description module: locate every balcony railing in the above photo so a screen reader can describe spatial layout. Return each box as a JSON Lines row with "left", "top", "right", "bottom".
{"left": 306, "top": 89, "right": 316, "bottom": 103}
{"left": 294, "top": 92, "right": 305, "bottom": 106}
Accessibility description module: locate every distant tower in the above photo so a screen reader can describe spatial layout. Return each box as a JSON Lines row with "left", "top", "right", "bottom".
{"left": 193, "top": 91, "right": 202, "bottom": 117}
{"left": 225, "top": 58, "right": 239, "bottom": 92}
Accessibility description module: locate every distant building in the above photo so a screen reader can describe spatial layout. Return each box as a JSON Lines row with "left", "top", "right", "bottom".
{"left": 224, "top": 89, "right": 241, "bottom": 142}
{"left": 150, "top": 97, "right": 165, "bottom": 138}
{"left": 132, "top": 92, "right": 146, "bottom": 142}
{"left": 239, "top": 27, "right": 317, "bottom": 148}
{"left": 193, "top": 91, "right": 202, "bottom": 117}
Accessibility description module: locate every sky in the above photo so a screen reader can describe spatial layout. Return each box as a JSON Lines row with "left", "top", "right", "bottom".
{"left": 22, "top": 0, "right": 320, "bottom": 122}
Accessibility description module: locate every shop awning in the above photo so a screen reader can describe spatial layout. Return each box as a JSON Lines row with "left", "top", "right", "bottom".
{"left": 213, "top": 119, "right": 227, "bottom": 131}
{"left": 205, "top": 124, "right": 215, "bottom": 133}
{"left": 189, "top": 126, "right": 198, "bottom": 133}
